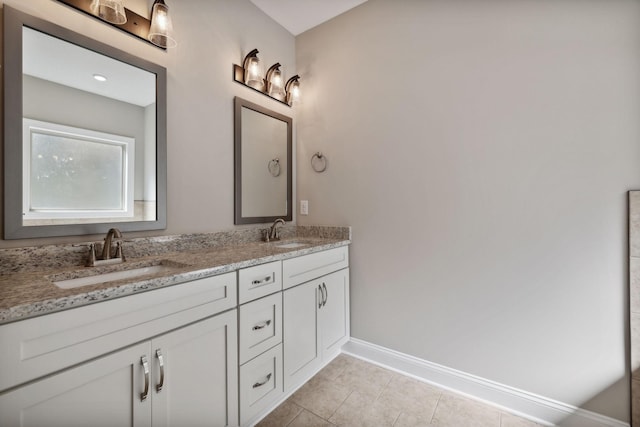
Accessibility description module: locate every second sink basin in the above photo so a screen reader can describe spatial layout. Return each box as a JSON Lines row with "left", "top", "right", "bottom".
{"left": 51, "top": 261, "right": 186, "bottom": 290}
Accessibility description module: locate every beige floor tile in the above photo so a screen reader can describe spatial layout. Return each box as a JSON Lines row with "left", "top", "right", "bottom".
{"left": 289, "top": 375, "right": 351, "bottom": 419}
{"left": 329, "top": 390, "right": 401, "bottom": 427}
{"left": 500, "top": 413, "right": 545, "bottom": 427}
{"left": 332, "top": 359, "right": 394, "bottom": 399}
{"left": 256, "top": 399, "right": 303, "bottom": 427}
{"left": 378, "top": 374, "right": 441, "bottom": 420}
{"left": 288, "top": 409, "right": 335, "bottom": 427}
{"left": 314, "top": 354, "right": 352, "bottom": 381}
{"left": 431, "top": 393, "right": 500, "bottom": 427}
{"left": 260, "top": 356, "right": 545, "bottom": 427}
{"left": 394, "top": 412, "right": 434, "bottom": 427}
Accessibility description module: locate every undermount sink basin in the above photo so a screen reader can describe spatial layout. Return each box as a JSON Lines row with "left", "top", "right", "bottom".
{"left": 272, "top": 241, "right": 312, "bottom": 249}
{"left": 51, "top": 261, "right": 185, "bottom": 290}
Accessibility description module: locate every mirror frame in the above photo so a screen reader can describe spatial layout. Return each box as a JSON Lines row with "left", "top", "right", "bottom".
{"left": 234, "top": 97, "right": 292, "bottom": 225}
{"left": 3, "top": 6, "right": 167, "bottom": 239}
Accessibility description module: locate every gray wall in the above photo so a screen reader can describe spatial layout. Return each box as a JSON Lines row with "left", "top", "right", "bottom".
{"left": 3, "top": 0, "right": 640, "bottom": 422}
{"left": 296, "top": 0, "right": 640, "bottom": 422}
{"left": 0, "top": 0, "right": 296, "bottom": 247}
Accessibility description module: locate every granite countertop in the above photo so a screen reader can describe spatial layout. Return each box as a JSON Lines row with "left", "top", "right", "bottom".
{"left": 0, "top": 227, "right": 351, "bottom": 325}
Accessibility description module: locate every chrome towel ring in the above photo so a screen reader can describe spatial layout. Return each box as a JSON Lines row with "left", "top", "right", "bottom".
{"left": 311, "top": 152, "right": 327, "bottom": 173}
{"left": 268, "top": 158, "right": 281, "bottom": 177}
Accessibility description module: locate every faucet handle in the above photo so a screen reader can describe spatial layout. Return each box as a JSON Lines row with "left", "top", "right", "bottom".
{"left": 262, "top": 229, "right": 270, "bottom": 242}
{"left": 115, "top": 241, "right": 126, "bottom": 261}
{"left": 86, "top": 243, "right": 97, "bottom": 267}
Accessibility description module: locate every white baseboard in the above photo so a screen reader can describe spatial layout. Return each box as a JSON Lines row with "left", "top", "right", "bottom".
{"left": 342, "top": 338, "right": 629, "bottom": 427}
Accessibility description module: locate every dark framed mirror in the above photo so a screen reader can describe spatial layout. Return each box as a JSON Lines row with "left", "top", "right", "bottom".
{"left": 234, "top": 97, "right": 292, "bottom": 224}
{"left": 4, "top": 6, "right": 167, "bottom": 239}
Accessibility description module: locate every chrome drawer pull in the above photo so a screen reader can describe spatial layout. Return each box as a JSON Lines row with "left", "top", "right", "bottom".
{"left": 322, "top": 283, "right": 328, "bottom": 307}
{"left": 252, "top": 373, "right": 272, "bottom": 388}
{"left": 252, "top": 274, "right": 273, "bottom": 286}
{"left": 140, "top": 355, "right": 150, "bottom": 401}
{"left": 252, "top": 320, "right": 272, "bottom": 331}
{"left": 155, "top": 349, "right": 165, "bottom": 393}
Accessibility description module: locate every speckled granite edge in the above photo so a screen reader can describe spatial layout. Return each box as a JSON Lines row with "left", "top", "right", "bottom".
{"left": 0, "top": 225, "right": 350, "bottom": 274}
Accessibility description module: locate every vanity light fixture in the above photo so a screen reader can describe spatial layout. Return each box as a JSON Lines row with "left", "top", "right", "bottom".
{"left": 285, "top": 75, "right": 301, "bottom": 106}
{"left": 266, "top": 63, "right": 286, "bottom": 100}
{"left": 89, "top": 0, "right": 127, "bottom": 25}
{"left": 242, "top": 49, "right": 264, "bottom": 90}
{"left": 148, "top": 0, "right": 177, "bottom": 49}
{"left": 233, "top": 50, "right": 301, "bottom": 107}
{"left": 56, "top": 0, "right": 177, "bottom": 50}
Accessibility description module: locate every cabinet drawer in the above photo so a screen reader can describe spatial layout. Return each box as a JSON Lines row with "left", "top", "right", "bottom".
{"left": 238, "top": 261, "right": 282, "bottom": 304}
{"left": 240, "top": 344, "right": 283, "bottom": 425}
{"left": 239, "top": 293, "right": 282, "bottom": 365}
{"left": 283, "top": 246, "right": 349, "bottom": 289}
{"left": 0, "top": 272, "right": 237, "bottom": 392}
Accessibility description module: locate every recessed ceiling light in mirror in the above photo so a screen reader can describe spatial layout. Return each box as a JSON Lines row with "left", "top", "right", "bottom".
{"left": 93, "top": 73, "right": 107, "bottom": 82}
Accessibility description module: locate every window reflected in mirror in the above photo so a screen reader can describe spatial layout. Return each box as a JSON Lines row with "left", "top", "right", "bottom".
{"left": 21, "top": 26, "right": 157, "bottom": 227}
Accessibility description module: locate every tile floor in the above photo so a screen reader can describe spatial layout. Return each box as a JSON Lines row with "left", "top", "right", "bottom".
{"left": 257, "top": 354, "right": 544, "bottom": 427}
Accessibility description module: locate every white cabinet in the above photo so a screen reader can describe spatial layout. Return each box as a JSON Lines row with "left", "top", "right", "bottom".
{"left": 238, "top": 261, "right": 282, "bottom": 304}
{"left": 283, "top": 279, "right": 323, "bottom": 390}
{"left": 0, "top": 272, "right": 237, "bottom": 392}
{"left": 151, "top": 310, "right": 238, "bottom": 427}
{"left": 238, "top": 263, "right": 284, "bottom": 426}
{"left": 0, "top": 243, "right": 350, "bottom": 427}
{"left": 283, "top": 248, "right": 350, "bottom": 393}
{"left": 239, "top": 292, "right": 282, "bottom": 364}
{"left": 239, "top": 344, "right": 283, "bottom": 425}
{"left": 282, "top": 246, "right": 348, "bottom": 290}
{"left": 320, "top": 269, "right": 350, "bottom": 358}
{"left": 0, "top": 311, "right": 239, "bottom": 427}
{"left": 0, "top": 273, "right": 239, "bottom": 427}
{"left": 0, "top": 342, "right": 151, "bottom": 427}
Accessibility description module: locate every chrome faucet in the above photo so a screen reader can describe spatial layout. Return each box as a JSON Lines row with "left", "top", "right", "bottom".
{"left": 268, "top": 218, "right": 286, "bottom": 241}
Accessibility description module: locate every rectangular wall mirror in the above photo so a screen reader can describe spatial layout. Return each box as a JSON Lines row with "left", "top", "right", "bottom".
{"left": 4, "top": 6, "right": 167, "bottom": 239}
{"left": 234, "top": 97, "right": 292, "bottom": 224}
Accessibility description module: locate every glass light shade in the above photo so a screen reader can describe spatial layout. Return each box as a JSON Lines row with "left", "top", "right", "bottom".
{"left": 268, "top": 69, "right": 285, "bottom": 99}
{"left": 287, "top": 80, "right": 300, "bottom": 105}
{"left": 90, "top": 0, "right": 127, "bottom": 25}
{"left": 244, "top": 56, "right": 264, "bottom": 90}
{"left": 148, "top": 0, "right": 177, "bottom": 48}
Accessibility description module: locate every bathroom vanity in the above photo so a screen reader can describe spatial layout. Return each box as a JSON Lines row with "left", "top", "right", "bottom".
{"left": 0, "top": 228, "right": 350, "bottom": 427}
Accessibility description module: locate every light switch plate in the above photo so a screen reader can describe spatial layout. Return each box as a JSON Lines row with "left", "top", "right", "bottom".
{"left": 300, "top": 200, "right": 309, "bottom": 215}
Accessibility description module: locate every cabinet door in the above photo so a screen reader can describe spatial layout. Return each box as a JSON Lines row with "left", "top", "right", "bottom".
{"left": 320, "top": 268, "right": 350, "bottom": 359}
{"left": 283, "top": 280, "right": 322, "bottom": 392}
{"left": 0, "top": 342, "right": 152, "bottom": 427}
{"left": 151, "top": 310, "right": 238, "bottom": 427}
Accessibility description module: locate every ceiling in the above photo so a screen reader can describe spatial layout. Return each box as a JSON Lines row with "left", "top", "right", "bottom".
{"left": 249, "top": 0, "right": 368, "bottom": 36}
{"left": 23, "top": 27, "right": 156, "bottom": 107}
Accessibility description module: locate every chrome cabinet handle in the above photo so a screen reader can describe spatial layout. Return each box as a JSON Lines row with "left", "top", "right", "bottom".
{"left": 252, "top": 274, "right": 273, "bottom": 286}
{"left": 140, "top": 355, "right": 150, "bottom": 401}
{"left": 252, "top": 319, "right": 272, "bottom": 331}
{"left": 318, "top": 285, "right": 323, "bottom": 309}
{"left": 322, "top": 283, "right": 328, "bottom": 307}
{"left": 155, "top": 349, "right": 165, "bottom": 393}
{"left": 252, "top": 373, "right": 272, "bottom": 388}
